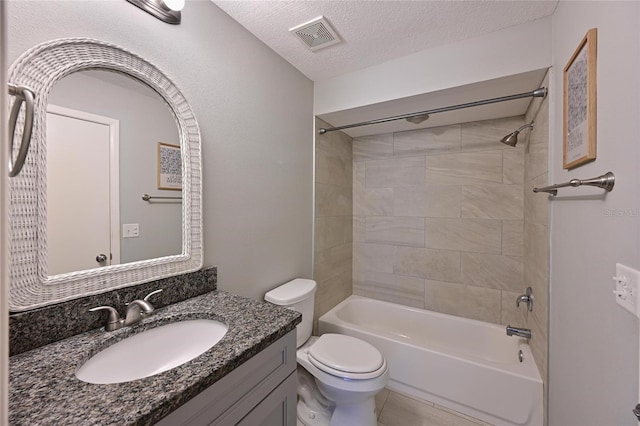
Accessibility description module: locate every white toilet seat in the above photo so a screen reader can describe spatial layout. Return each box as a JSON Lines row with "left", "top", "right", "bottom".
{"left": 307, "top": 334, "right": 386, "bottom": 380}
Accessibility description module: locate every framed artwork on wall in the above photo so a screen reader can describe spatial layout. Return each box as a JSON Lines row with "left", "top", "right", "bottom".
{"left": 563, "top": 28, "right": 597, "bottom": 170}
{"left": 157, "top": 142, "right": 182, "bottom": 190}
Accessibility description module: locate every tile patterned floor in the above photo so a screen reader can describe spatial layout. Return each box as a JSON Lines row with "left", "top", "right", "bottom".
{"left": 375, "top": 389, "right": 493, "bottom": 426}
{"left": 297, "top": 387, "right": 493, "bottom": 426}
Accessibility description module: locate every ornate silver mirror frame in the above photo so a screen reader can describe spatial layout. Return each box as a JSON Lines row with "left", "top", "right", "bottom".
{"left": 7, "top": 38, "right": 202, "bottom": 311}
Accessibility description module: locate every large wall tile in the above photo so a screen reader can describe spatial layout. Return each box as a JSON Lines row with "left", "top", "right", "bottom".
{"left": 365, "top": 156, "right": 426, "bottom": 188}
{"left": 522, "top": 74, "right": 549, "bottom": 403}
{"left": 527, "top": 310, "right": 547, "bottom": 386}
{"left": 393, "top": 246, "right": 461, "bottom": 282}
{"left": 461, "top": 252, "right": 524, "bottom": 292}
{"left": 503, "top": 220, "right": 524, "bottom": 257}
{"left": 394, "top": 185, "right": 461, "bottom": 218}
{"left": 461, "top": 184, "right": 524, "bottom": 220}
{"left": 525, "top": 100, "right": 549, "bottom": 181}
{"left": 315, "top": 182, "right": 351, "bottom": 217}
{"left": 354, "top": 187, "right": 394, "bottom": 216}
{"left": 353, "top": 160, "right": 365, "bottom": 190}
{"left": 525, "top": 173, "right": 549, "bottom": 226}
{"left": 426, "top": 151, "right": 503, "bottom": 185}
{"left": 461, "top": 116, "right": 525, "bottom": 152}
{"left": 314, "top": 243, "right": 353, "bottom": 285}
{"left": 347, "top": 112, "right": 547, "bottom": 344}
{"left": 353, "top": 242, "right": 395, "bottom": 274}
{"left": 365, "top": 216, "right": 425, "bottom": 247}
{"left": 501, "top": 290, "right": 527, "bottom": 327}
{"left": 352, "top": 133, "right": 393, "bottom": 162}
{"left": 526, "top": 139, "right": 548, "bottom": 182}
{"left": 315, "top": 269, "right": 351, "bottom": 326}
{"left": 316, "top": 121, "right": 352, "bottom": 162}
{"left": 524, "top": 222, "right": 549, "bottom": 327}
{"left": 424, "top": 280, "right": 501, "bottom": 324}
{"left": 316, "top": 149, "right": 349, "bottom": 187}
{"left": 425, "top": 218, "right": 502, "bottom": 253}
{"left": 315, "top": 216, "right": 349, "bottom": 252}
{"left": 393, "top": 125, "right": 461, "bottom": 157}
{"left": 314, "top": 119, "right": 353, "bottom": 328}
{"left": 353, "top": 215, "right": 365, "bottom": 242}
{"left": 353, "top": 271, "right": 425, "bottom": 308}
{"left": 503, "top": 147, "right": 525, "bottom": 184}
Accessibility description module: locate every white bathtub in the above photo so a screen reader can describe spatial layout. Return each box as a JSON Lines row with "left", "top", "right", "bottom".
{"left": 318, "top": 295, "right": 543, "bottom": 426}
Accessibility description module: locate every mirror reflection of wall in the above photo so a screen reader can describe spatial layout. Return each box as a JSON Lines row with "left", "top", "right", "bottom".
{"left": 47, "top": 70, "right": 182, "bottom": 273}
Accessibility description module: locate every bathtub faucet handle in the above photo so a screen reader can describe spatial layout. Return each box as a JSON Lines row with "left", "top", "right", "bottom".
{"left": 516, "top": 287, "right": 533, "bottom": 312}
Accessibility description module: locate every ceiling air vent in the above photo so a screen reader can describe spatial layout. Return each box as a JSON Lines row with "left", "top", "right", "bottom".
{"left": 290, "top": 16, "right": 341, "bottom": 52}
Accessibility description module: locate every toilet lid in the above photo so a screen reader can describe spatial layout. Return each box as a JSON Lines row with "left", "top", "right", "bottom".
{"left": 307, "top": 334, "right": 385, "bottom": 379}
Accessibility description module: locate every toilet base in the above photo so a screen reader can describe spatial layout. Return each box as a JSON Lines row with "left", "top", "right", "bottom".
{"left": 297, "top": 399, "right": 332, "bottom": 426}
{"left": 297, "top": 366, "right": 333, "bottom": 426}
{"left": 330, "top": 399, "right": 377, "bottom": 426}
{"left": 296, "top": 364, "right": 380, "bottom": 426}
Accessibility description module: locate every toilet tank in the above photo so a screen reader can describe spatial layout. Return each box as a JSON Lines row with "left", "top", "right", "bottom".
{"left": 265, "top": 279, "right": 316, "bottom": 348}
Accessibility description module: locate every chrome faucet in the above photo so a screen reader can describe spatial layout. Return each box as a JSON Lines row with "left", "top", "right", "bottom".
{"left": 516, "top": 287, "right": 533, "bottom": 312}
{"left": 124, "top": 289, "right": 163, "bottom": 325}
{"left": 506, "top": 325, "right": 532, "bottom": 339}
{"left": 90, "top": 289, "right": 163, "bottom": 331}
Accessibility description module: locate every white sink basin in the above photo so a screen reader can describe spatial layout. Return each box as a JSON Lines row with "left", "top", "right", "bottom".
{"left": 76, "top": 319, "right": 228, "bottom": 384}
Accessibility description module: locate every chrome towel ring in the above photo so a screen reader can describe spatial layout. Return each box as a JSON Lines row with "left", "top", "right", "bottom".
{"left": 7, "top": 83, "right": 35, "bottom": 177}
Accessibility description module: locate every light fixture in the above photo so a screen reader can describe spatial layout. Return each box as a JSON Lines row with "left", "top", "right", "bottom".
{"left": 126, "top": 0, "right": 183, "bottom": 25}
{"left": 500, "top": 122, "right": 534, "bottom": 147}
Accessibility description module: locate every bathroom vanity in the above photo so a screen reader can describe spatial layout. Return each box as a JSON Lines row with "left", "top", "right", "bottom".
{"left": 8, "top": 291, "right": 301, "bottom": 425}
{"left": 6, "top": 37, "right": 302, "bottom": 425}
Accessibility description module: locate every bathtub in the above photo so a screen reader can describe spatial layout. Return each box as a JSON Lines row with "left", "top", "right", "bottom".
{"left": 318, "top": 295, "right": 543, "bottom": 426}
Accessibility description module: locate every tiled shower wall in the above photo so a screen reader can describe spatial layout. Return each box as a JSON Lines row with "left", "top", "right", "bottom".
{"left": 523, "top": 72, "right": 550, "bottom": 415}
{"left": 352, "top": 116, "right": 529, "bottom": 325}
{"left": 313, "top": 118, "right": 353, "bottom": 330}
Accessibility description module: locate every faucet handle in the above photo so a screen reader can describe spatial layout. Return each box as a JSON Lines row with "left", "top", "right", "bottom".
{"left": 125, "top": 288, "right": 162, "bottom": 307}
{"left": 143, "top": 288, "right": 163, "bottom": 302}
{"left": 123, "top": 289, "right": 163, "bottom": 326}
{"left": 516, "top": 287, "right": 534, "bottom": 312}
{"left": 89, "top": 306, "right": 123, "bottom": 331}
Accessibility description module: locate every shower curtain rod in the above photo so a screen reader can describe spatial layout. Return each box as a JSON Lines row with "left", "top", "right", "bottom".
{"left": 318, "top": 87, "right": 547, "bottom": 135}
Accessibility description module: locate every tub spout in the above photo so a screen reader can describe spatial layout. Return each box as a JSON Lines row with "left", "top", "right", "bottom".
{"left": 506, "top": 325, "right": 531, "bottom": 339}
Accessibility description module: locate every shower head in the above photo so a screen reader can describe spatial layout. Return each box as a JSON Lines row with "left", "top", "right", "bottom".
{"left": 500, "top": 122, "right": 534, "bottom": 147}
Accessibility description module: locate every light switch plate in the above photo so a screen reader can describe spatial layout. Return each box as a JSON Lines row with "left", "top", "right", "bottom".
{"left": 123, "top": 223, "right": 140, "bottom": 238}
{"left": 614, "top": 263, "right": 640, "bottom": 317}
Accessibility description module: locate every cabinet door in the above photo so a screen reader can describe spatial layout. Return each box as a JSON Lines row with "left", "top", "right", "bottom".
{"left": 236, "top": 372, "right": 297, "bottom": 426}
{"left": 157, "top": 331, "right": 296, "bottom": 426}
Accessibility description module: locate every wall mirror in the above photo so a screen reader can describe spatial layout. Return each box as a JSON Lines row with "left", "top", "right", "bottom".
{"left": 7, "top": 38, "right": 202, "bottom": 311}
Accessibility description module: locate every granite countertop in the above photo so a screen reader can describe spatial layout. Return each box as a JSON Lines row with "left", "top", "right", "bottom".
{"left": 9, "top": 291, "right": 301, "bottom": 425}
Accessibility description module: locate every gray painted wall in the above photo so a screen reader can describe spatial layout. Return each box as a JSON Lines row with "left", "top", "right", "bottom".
{"left": 6, "top": 0, "right": 314, "bottom": 300}
{"left": 549, "top": 2, "right": 640, "bottom": 425}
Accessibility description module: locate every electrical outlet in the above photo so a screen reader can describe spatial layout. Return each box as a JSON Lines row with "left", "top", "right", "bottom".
{"left": 122, "top": 223, "right": 140, "bottom": 238}
{"left": 613, "top": 263, "right": 640, "bottom": 317}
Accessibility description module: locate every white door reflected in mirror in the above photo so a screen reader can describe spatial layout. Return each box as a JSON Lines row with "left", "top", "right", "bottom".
{"left": 46, "top": 105, "right": 120, "bottom": 275}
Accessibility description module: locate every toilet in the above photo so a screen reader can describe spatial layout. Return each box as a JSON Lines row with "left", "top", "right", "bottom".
{"left": 265, "top": 279, "right": 388, "bottom": 426}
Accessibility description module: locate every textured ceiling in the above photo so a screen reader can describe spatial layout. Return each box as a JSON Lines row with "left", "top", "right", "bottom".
{"left": 213, "top": 0, "right": 558, "bottom": 82}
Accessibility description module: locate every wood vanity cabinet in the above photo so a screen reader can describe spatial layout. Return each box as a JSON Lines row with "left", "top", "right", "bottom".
{"left": 157, "top": 330, "right": 297, "bottom": 426}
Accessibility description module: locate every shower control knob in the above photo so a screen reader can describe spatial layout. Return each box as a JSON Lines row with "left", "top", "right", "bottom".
{"left": 96, "top": 254, "right": 107, "bottom": 263}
